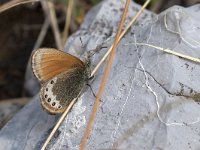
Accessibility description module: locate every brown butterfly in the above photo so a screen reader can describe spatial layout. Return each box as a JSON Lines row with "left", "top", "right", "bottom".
{"left": 31, "top": 48, "right": 91, "bottom": 114}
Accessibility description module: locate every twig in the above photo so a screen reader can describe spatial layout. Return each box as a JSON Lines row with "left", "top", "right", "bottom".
{"left": 91, "top": 0, "right": 151, "bottom": 77}
{"left": 41, "top": 0, "right": 63, "bottom": 50}
{"left": 41, "top": 98, "right": 77, "bottom": 150}
{"left": 33, "top": 17, "right": 49, "bottom": 50}
{"left": 62, "top": 0, "right": 74, "bottom": 44}
{"left": 79, "top": 0, "right": 131, "bottom": 149}
{"left": 134, "top": 42, "right": 200, "bottom": 63}
{"left": 0, "top": 0, "right": 40, "bottom": 13}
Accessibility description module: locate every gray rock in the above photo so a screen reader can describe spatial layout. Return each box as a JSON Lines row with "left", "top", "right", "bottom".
{"left": 1, "top": 0, "right": 200, "bottom": 149}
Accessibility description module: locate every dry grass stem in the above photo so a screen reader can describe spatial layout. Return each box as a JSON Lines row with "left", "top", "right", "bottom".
{"left": 135, "top": 43, "right": 200, "bottom": 63}
{"left": 41, "top": 0, "right": 63, "bottom": 50}
{"left": 62, "top": 0, "right": 74, "bottom": 44}
{"left": 41, "top": 98, "right": 77, "bottom": 150}
{"left": 79, "top": 0, "right": 131, "bottom": 149}
{"left": 0, "top": 0, "right": 40, "bottom": 13}
{"left": 91, "top": 0, "right": 151, "bottom": 77}
{"left": 33, "top": 18, "right": 49, "bottom": 50}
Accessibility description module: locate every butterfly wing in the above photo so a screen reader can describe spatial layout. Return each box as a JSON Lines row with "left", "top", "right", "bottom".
{"left": 32, "top": 48, "right": 88, "bottom": 114}
{"left": 32, "top": 48, "right": 85, "bottom": 82}
{"left": 40, "top": 67, "right": 87, "bottom": 114}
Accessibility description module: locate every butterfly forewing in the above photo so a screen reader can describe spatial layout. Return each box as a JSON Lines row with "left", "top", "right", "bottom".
{"left": 40, "top": 67, "right": 87, "bottom": 114}
{"left": 32, "top": 48, "right": 84, "bottom": 82}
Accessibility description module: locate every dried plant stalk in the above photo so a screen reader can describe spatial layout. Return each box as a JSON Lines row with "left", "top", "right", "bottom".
{"left": 79, "top": 0, "right": 131, "bottom": 149}
{"left": 41, "top": 0, "right": 63, "bottom": 50}
{"left": 91, "top": 0, "right": 151, "bottom": 77}
{"left": 62, "top": 0, "right": 74, "bottom": 44}
{"left": 0, "top": 0, "right": 40, "bottom": 13}
{"left": 41, "top": 98, "right": 77, "bottom": 150}
{"left": 135, "top": 43, "right": 200, "bottom": 63}
{"left": 33, "top": 18, "right": 50, "bottom": 50}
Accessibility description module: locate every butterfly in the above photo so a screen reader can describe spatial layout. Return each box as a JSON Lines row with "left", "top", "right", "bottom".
{"left": 31, "top": 48, "right": 91, "bottom": 114}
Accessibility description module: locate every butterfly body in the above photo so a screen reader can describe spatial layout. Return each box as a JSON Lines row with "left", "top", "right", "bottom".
{"left": 32, "top": 48, "right": 90, "bottom": 114}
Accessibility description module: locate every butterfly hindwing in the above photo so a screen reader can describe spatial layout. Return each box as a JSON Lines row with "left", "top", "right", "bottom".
{"left": 40, "top": 66, "right": 87, "bottom": 114}
{"left": 32, "top": 48, "right": 85, "bottom": 82}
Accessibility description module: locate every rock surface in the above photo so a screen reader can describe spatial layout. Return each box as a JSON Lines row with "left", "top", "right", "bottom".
{"left": 1, "top": 0, "right": 200, "bottom": 149}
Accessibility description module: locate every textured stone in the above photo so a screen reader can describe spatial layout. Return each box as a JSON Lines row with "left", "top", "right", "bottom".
{"left": 1, "top": 0, "right": 200, "bottom": 149}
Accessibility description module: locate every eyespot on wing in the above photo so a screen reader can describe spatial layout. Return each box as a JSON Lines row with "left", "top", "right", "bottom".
{"left": 40, "top": 66, "right": 88, "bottom": 114}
